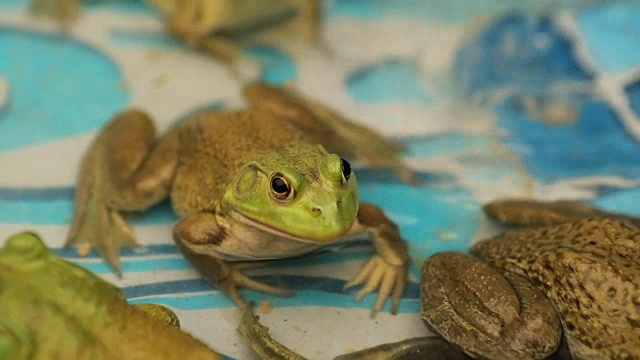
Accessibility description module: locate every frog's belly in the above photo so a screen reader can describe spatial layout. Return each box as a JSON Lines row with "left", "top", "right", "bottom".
{"left": 210, "top": 221, "right": 359, "bottom": 262}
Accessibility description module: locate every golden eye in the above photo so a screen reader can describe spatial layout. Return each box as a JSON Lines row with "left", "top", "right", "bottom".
{"left": 270, "top": 174, "right": 293, "bottom": 200}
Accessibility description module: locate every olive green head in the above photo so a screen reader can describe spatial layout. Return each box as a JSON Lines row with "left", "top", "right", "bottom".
{"left": 0, "top": 232, "right": 124, "bottom": 358}
{"left": 222, "top": 144, "right": 359, "bottom": 243}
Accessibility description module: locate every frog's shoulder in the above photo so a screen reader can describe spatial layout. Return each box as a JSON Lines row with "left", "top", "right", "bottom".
{"left": 186, "top": 107, "right": 308, "bottom": 148}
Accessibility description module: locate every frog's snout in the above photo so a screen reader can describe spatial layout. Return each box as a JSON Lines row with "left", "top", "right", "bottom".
{"left": 309, "top": 199, "right": 345, "bottom": 219}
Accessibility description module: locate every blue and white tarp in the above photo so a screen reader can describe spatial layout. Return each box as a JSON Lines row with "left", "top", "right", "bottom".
{"left": 1, "top": 1, "right": 639, "bottom": 358}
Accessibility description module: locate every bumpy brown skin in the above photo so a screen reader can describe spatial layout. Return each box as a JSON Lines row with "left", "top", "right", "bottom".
{"left": 68, "top": 82, "right": 413, "bottom": 315}
{"left": 471, "top": 218, "right": 640, "bottom": 359}
{"left": 483, "top": 199, "right": 640, "bottom": 228}
{"left": 421, "top": 252, "right": 561, "bottom": 360}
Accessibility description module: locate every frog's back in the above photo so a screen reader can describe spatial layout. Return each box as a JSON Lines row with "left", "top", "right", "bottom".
{"left": 171, "top": 108, "right": 306, "bottom": 216}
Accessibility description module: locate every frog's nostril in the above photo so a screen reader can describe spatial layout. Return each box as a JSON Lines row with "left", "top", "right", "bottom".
{"left": 311, "top": 207, "right": 322, "bottom": 217}
{"left": 337, "top": 200, "right": 342, "bottom": 209}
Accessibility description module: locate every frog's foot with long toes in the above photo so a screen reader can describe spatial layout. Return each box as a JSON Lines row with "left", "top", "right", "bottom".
{"left": 67, "top": 109, "right": 181, "bottom": 275}
{"left": 343, "top": 203, "right": 410, "bottom": 317}
{"left": 344, "top": 255, "right": 408, "bottom": 317}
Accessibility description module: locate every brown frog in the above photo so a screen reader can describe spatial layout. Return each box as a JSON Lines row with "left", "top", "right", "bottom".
{"left": 473, "top": 199, "right": 640, "bottom": 359}
{"left": 68, "top": 82, "right": 415, "bottom": 316}
{"left": 235, "top": 200, "right": 640, "bottom": 359}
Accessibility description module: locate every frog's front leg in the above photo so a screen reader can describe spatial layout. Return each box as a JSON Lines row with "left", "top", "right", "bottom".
{"left": 68, "top": 109, "right": 180, "bottom": 274}
{"left": 173, "top": 212, "right": 295, "bottom": 307}
{"left": 344, "top": 203, "right": 410, "bottom": 316}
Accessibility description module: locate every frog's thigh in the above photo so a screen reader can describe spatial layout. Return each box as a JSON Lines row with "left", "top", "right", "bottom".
{"left": 290, "top": 0, "right": 323, "bottom": 43}
{"left": 101, "top": 109, "right": 180, "bottom": 211}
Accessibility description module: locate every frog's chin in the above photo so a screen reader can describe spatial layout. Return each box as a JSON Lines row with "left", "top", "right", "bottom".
{"left": 230, "top": 211, "right": 348, "bottom": 244}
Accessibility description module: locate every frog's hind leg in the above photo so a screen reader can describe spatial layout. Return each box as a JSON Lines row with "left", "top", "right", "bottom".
{"left": 243, "top": 82, "right": 418, "bottom": 185}
{"left": 483, "top": 199, "right": 640, "bottom": 227}
{"left": 67, "top": 109, "right": 180, "bottom": 275}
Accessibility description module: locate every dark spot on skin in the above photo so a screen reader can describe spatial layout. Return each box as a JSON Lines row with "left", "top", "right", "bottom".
{"left": 565, "top": 321, "right": 575, "bottom": 331}
{"left": 607, "top": 287, "right": 617, "bottom": 298}
{"left": 627, "top": 317, "right": 640, "bottom": 329}
{"left": 205, "top": 227, "right": 227, "bottom": 246}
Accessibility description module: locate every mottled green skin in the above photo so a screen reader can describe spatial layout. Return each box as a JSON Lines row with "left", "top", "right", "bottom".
{"left": 0, "top": 232, "right": 222, "bottom": 360}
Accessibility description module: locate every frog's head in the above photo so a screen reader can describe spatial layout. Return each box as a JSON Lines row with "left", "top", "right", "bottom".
{"left": 0, "top": 233, "right": 129, "bottom": 358}
{"left": 221, "top": 144, "right": 359, "bottom": 243}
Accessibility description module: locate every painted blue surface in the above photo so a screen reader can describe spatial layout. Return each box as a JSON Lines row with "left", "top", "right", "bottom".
{"left": 327, "top": 0, "right": 598, "bottom": 23}
{"left": 123, "top": 275, "right": 420, "bottom": 301}
{"left": 0, "top": 27, "right": 129, "bottom": 153}
{"left": 496, "top": 97, "right": 640, "bottom": 182}
{"left": 347, "top": 58, "right": 430, "bottom": 104}
{"left": 454, "top": 10, "right": 640, "bottom": 183}
{"left": 246, "top": 45, "right": 298, "bottom": 84}
{"left": 129, "top": 289, "right": 421, "bottom": 314}
{"left": 592, "top": 186, "right": 640, "bottom": 216}
{"left": 453, "top": 12, "right": 592, "bottom": 98}
{"left": 626, "top": 79, "right": 640, "bottom": 118}
{"left": 576, "top": 2, "right": 640, "bottom": 72}
{"left": 0, "top": 197, "right": 177, "bottom": 225}
{"left": 403, "top": 133, "right": 493, "bottom": 158}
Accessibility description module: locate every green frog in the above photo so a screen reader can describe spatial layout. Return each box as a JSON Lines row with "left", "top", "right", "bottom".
{"left": 236, "top": 200, "right": 640, "bottom": 359}
{"left": 68, "top": 82, "right": 415, "bottom": 315}
{"left": 0, "top": 232, "right": 223, "bottom": 360}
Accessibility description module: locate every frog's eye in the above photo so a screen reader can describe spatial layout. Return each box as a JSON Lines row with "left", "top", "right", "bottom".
{"left": 269, "top": 173, "right": 293, "bottom": 201}
{"left": 340, "top": 158, "right": 352, "bottom": 182}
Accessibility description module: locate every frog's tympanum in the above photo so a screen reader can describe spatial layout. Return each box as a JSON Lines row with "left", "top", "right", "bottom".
{"left": 236, "top": 200, "right": 640, "bottom": 360}
{"left": 0, "top": 232, "right": 222, "bottom": 360}
{"left": 68, "top": 82, "right": 414, "bottom": 315}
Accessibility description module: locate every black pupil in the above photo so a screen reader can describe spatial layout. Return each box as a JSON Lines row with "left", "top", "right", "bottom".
{"left": 271, "top": 177, "right": 289, "bottom": 194}
{"left": 341, "top": 158, "right": 351, "bottom": 180}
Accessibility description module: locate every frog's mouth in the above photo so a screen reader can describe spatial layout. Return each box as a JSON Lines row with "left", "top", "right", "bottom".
{"left": 230, "top": 211, "right": 345, "bottom": 244}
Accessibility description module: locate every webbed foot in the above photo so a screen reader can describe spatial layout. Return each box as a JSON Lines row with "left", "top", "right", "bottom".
{"left": 220, "top": 263, "right": 295, "bottom": 308}
{"left": 66, "top": 194, "right": 138, "bottom": 276}
{"left": 344, "top": 255, "right": 408, "bottom": 317}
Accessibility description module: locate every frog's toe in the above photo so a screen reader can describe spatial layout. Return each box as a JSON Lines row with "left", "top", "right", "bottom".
{"left": 224, "top": 265, "right": 295, "bottom": 306}
{"left": 346, "top": 255, "right": 408, "bottom": 316}
{"left": 66, "top": 196, "right": 138, "bottom": 276}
